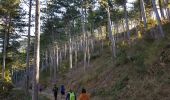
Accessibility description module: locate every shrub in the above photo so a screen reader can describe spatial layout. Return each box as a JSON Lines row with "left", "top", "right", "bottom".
{"left": 0, "top": 80, "right": 14, "bottom": 99}
{"left": 91, "top": 51, "right": 100, "bottom": 60}
{"left": 115, "top": 48, "right": 129, "bottom": 66}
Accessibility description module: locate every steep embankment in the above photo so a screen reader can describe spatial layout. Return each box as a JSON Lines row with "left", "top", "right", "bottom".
{"left": 41, "top": 23, "right": 170, "bottom": 100}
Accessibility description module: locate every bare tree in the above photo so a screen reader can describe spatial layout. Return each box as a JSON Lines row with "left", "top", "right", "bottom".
{"left": 107, "top": 6, "right": 116, "bottom": 58}
{"left": 32, "top": 0, "right": 40, "bottom": 99}
{"left": 152, "top": 0, "right": 164, "bottom": 37}
{"left": 124, "top": 1, "right": 130, "bottom": 39}
{"left": 140, "top": 0, "right": 147, "bottom": 29}
{"left": 25, "top": 0, "right": 32, "bottom": 92}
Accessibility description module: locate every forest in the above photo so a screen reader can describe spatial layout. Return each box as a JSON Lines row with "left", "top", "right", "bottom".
{"left": 0, "top": 0, "right": 170, "bottom": 100}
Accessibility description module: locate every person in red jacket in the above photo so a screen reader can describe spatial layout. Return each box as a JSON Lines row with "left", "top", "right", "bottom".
{"left": 78, "top": 88, "right": 90, "bottom": 100}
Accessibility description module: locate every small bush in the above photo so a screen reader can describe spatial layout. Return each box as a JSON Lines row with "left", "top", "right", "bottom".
{"left": 59, "top": 60, "right": 70, "bottom": 74}
{"left": 115, "top": 48, "right": 129, "bottom": 66}
{"left": 0, "top": 80, "right": 14, "bottom": 99}
{"left": 91, "top": 52, "right": 100, "bottom": 60}
{"left": 130, "top": 52, "right": 147, "bottom": 74}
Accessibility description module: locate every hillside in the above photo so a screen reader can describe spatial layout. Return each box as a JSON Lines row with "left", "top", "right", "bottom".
{"left": 37, "top": 22, "right": 170, "bottom": 100}
{"left": 1, "top": 0, "right": 170, "bottom": 100}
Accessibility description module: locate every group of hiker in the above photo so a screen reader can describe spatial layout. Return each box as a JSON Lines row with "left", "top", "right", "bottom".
{"left": 53, "top": 84, "right": 90, "bottom": 100}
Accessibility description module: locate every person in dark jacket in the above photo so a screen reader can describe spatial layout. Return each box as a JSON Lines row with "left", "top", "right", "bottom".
{"left": 60, "top": 85, "right": 65, "bottom": 99}
{"left": 53, "top": 84, "right": 58, "bottom": 100}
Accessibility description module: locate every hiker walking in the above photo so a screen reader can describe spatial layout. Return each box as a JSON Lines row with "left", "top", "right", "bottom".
{"left": 53, "top": 84, "right": 58, "bottom": 100}
{"left": 78, "top": 88, "right": 90, "bottom": 100}
{"left": 66, "top": 87, "right": 77, "bottom": 100}
{"left": 60, "top": 84, "right": 65, "bottom": 99}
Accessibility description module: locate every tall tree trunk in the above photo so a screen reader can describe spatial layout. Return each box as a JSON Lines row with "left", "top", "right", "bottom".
{"left": 59, "top": 50, "right": 62, "bottom": 67}
{"left": 69, "top": 26, "right": 73, "bottom": 69}
{"left": 159, "top": 0, "right": 165, "bottom": 19}
{"left": 81, "top": 6, "right": 87, "bottom": 71}
{"left": 53, "top": 48, "right": 56, "bottom": 82}
{"left": 56, "top": 45, "right": 59, "bottom": 71}
{"left": 164, "top": 0, "right": 170, "bottom": 20}
{"left": 2, "top": 29, "right": 7, "bottom": 81}
{"left": 122, "top": 20, "right": 126, "bottom": 40}
{"left": 80, "top": 37, "right": 83, "bottom": 51}
{"left": 140, "top": 0, "right": 147, "bottom": 29}
{"left": 45, "top": 50, "right": 48, "bottom": 72}
{"left": 77, "top": 36, "right": 80, "bottom": 51}
{"left": 64, "top": 43, "right": 67, "bottom": 59}
{"left": 25, "top": 0, "right": 32, "bottom": 92}
{"left": 152, "top": 0, "right": 164, "bottom": 37}
{"left": 50, "top": 51, "right": 53, "bottom": 80}
{"left": 124, "top": 3, "right": 130, "bottom": 39}
{"left": 87, "top": 38, "right": 90, "bottom": 67}
{"left": 107, "top": 6, "right": 116, "bottom": 58}
{"left": 2, "top": 15, "right": 11, "bottom": 81}
{"left": 32, "top": 0, "right": 40, "bottom": 99}
{"left": 90, "top": 23, "right": 94, "bottom": 53}
{"left": 100, "top": 27, "right": 104, "bottom": 52}
{"left": 74, "top": 42, "right": 78, "bottom": 67}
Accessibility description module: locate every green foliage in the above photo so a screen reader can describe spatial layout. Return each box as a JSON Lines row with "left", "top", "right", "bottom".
{"left": 115, "top": 44, "right": 129, "bottom": 66}
{"left": 0, "top": 80, "right": 14, "bottom": 99}
{"left": 114, "top": 0, "right": 126, "bottom": 6}
{"left": 147, "top": 18, "right": 157, "bottom": 29}
{"left": 132, "top": 53, "right": 147, "bottom": 74}
{"left": 91, "top": 52, "right": 100, "bottom": 60}
{"left": 115, "top": 51, "right": 128, "bottom": 66}
{"left": 59, "top": 60, "right": 70, "bottom": 74}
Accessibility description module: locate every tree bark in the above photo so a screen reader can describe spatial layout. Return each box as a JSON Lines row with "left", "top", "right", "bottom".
{"left": 164, "top": 0, "right": 170, "bottom": 20}
{"left": 81, "top": 6, "right": 87, "bottom": 71}
{"left": 159, "top": 0, "right": 165, "bottom": 19}
{"left": 53, "top": 47, "right": 56, "bottom": 82}
{"left": 32, "top": 0, "right": 40, "bottom": 99}
{"left": 2, "top": 28, "right": 7, "bottom": 81}
{"left": 64, "top": 43, "right": 67, "bottom": 59}
{"left": 25, "top": 0, "right": 32, "bottom": 92}
{"left": 152, "top": 0, "right": 164, "bottom": 37}
{"left": 56, "top": 45, "right": 59, "bottom": 71}
{"left": 74, "top": 42, "right": 78, "bottom": 67}
{"left": 124, "top": 2, "right": 130, "bottom": 39}
{"left": 59, "top": 49, "right": 62, "bottom": 67}
{"left": 87, "top": 41, "right": 90, "bottom": 67}
{"left": 107, "top": 6, "right": 116, "bottom": 58}
{"left": 45, "top": 50, "right": 48, "bottom": 71}
{"left": 69, "top": 26, "right": 73, "bottom": 69}
{"left": 50, "top": 50, "right": 53, "bottom": 80}
{"left": 140, "top": 0, "right": 147, "bottom": 29}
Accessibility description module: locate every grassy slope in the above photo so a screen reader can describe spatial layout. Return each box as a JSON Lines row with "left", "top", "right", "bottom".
{"left": 39, "top": 23, "right": 170, "bottom": 100}
{"left": 89, "top": 22, "right": 170, "bottom": 100}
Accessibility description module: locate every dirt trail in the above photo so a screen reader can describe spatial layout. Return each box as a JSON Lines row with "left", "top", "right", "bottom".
{"left": 40, "top": 88, "right": 67, "bottom": 100}
{"left": 41, "top": 49, "right": 112, "bottom": 100}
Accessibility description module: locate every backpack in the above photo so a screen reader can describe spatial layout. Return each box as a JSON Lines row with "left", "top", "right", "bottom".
{"left": 69, "top": 92, "right": 75, "bottom": 100}
{"left": 61, "top": 85, "right": 65, "bottom": 92}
